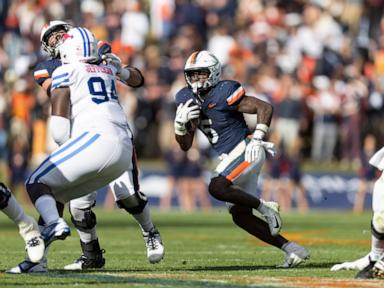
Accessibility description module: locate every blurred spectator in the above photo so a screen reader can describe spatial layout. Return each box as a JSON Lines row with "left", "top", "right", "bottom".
{"left": 160, "top": 140, "right": 210, "bottom": 212}
{"left": 308, "top": 75, "right": 340, "bottom": 162}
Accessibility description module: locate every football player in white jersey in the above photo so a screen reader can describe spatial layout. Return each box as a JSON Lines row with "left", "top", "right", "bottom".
{"left": 8, "top": 22, "right": 164, "bottom": 273}
{"left": 23, "top": 27, "right": 162, "bottom": 267}
{"left": 331, "top": 147, "right": 384, "bottom": 279}
{"left": 0, "top": 183, "right": 44, "bottom": 263}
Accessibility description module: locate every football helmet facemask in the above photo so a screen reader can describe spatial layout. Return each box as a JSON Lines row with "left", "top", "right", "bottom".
{"left": 40, "top": 20, "right": 72, "bottom": 58}
{"left": 184, "top": 50, "right": 221, "bottom": 94}
{"left": 59, "top": 27, "right": 99, "bottom": 64}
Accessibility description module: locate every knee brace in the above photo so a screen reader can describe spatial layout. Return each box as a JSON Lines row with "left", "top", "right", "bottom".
{"left": 26, "top": 183, "right": 53, "bottom": 204}
{"left": 0, "top": 183, "right": 11, "bottom": 209}
{"left": 208, "top": 176, "right": 232, "bottom": 201}
{"left": 372, "top": 211, "right": 384, "bottom": 240}
{"left": 69, "top": 204, "right": 97, "bottom": 230}
{"left": 116, "top": 191, "right": 148, "bottom": 215}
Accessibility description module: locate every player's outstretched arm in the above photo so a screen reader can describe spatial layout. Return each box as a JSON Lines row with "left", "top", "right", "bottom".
{"left": 236, "top": 96, "right": 275, "bottom": 162}
{"left": 236, "top": 95, "right": 273, "bottom": 125}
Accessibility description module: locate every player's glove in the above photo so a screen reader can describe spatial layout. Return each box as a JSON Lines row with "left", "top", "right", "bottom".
{"left": 174, "top": 99, "right": 200, "bottom": 136}
{"left": 245, "top": 123, "right": 276, "bottom": 162}
{"left": 102, "top": 53, "right": 131, "bottom": 81}
{"left": 97, "top": 41, "right": 112, "bottom": 58}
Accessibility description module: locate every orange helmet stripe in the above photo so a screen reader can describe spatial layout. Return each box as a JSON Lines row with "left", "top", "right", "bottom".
{"left": 189, "top": 51, "right": 199, "bottom": 64}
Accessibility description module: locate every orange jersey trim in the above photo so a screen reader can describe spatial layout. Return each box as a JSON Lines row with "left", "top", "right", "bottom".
{"left": 227, "top": 86, "right": 245, "bottom": 105}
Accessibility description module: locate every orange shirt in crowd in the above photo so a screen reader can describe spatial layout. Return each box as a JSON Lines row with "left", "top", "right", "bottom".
{"left": 11, "top": 91, "right": 35, "bottom": 124}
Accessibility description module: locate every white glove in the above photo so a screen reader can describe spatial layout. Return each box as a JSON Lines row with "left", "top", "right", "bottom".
{"left": 174, "top": 99, "right": 200, "bottom": 135}
{"left": 245, "top": 139, "right": 276, "bottom": 162}
{"left": 102, "top": 53, "right": 122, "bottom": 72}
{"left": 102, "top": 53, "right": 131, "bottom": 81}
{"left": 330, "top": 254, "right": 370, "bottom": 271}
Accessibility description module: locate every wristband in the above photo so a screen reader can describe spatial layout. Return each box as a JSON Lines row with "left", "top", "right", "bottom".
{"left": 252, "top": 124, "right": 269, "bottom": 140}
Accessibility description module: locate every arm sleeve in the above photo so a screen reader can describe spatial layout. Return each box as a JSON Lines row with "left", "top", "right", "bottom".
{"left": 225, "top": 81, "right": 245, "bottom": 107}
{"left": 51, "top": 65, "right": 74, "bottom": 92}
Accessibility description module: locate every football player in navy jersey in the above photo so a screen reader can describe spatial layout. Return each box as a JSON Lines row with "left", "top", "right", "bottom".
{"left": 174, "top": 50, "right": 310, "bottom": 267}
{"left": 7, "top": 21, "right": 164, "bottom": 273}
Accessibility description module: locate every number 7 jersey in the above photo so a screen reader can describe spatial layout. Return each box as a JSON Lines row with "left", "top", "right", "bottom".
{"left": 51, "top": 62, "right": 129, "bottom": 136}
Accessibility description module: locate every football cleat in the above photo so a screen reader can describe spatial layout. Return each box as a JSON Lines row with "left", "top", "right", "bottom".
{"left": 143, "top": 227, "right": 165, "bottom": 264}
{"left": 26, "top": 236, "right": 45, "bottom": 264}
{"left": 6, "top": 258, "right": 48, "bottom": 274}
{"left": 373, "top": 258, "right": 384, "bottom": 279}
{"left": 18, "top": 215, "right": 45, "bottom": 263}
{"left": 64, "top": 252, "right": 105, "bottom": 270}
{"left": 260, "top": 200, "right": 282, "bottom": 236}
{"left": 64, "top": 239, "right": 105, "bottom": 270}
{"left": 41, "top": 218, "right": 71, "bottom": 247}
{"left": 278, "top": 242, "right": 310, "bottom": 268}
{"left": 330, "top": 253, "right": 370, "bottom": 271}
{"left": 355, "top": 257, "right": 376, "bottom": 279}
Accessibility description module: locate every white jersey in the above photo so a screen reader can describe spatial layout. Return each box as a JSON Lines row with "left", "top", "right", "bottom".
{"left": 51, "top": 62, "right": 129, "bottom": 136}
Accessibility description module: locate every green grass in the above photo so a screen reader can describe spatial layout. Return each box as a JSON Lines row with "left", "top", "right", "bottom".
{"left": 0, "top": 208, "right": 382, "bottom": 287}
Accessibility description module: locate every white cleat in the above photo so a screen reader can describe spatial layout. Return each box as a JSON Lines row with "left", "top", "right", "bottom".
{"left": 26, "top": 236, "right": 45, "bottom": 263}
{"left": 19, "top": 215, "right": 45, "bottom": 263}
{"left": 279, "top": 242, "right": 310, "bottom": 268}
{"left": 261, "top": 200, "right": 282, "bottom": 236}
{"left": 6, "top": 258, "right": 48, "bottom": 274}
{"left": 330, "top": 253, "right": 370, "bottom": 271}
{"left": 143, "top": 227, "right": 164, "bottom": 264}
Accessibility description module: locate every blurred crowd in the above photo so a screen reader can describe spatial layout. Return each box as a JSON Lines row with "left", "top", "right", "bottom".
{"left": 0, "top": 0, "right": 384, "bottom": 210}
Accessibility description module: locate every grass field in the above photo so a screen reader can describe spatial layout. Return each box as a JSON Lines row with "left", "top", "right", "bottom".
{"left": 0, "top": 208, "right": 383, "bottom": 287}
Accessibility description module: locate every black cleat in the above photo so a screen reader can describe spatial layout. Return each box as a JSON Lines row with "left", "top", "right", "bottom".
{"left": 355, "top": 259, "right": 376, "bottom": 279}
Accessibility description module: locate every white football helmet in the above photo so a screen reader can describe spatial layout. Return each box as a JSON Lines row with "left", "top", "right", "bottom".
{"left": 59, "top": 27, "right": 99, "bottom": 64}
{"left": 40, "top": 20, "right": 72, "bottom": 58}
{"left": 184, "top": 50, "right": 221, "bottom": 94}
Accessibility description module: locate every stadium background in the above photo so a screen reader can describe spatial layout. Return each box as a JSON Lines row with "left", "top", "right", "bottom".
{"left": 0, "top": 0, "right": 384, "bottom": 212}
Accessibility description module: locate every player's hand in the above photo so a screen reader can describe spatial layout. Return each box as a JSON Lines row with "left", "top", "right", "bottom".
{"left": 174, "top": 99, "right": 200, "bottom": 135}
{"left": 261, "top": 141, "right": 276, "bottom": 157}
{"left": 245, "top": 139, "right": 276, "bottom": 162}
{"left": 102, "top": 53, "right": 122, "bottom": 73}
{"left": 97, "top": 41, "right": 112, "bottom": 58}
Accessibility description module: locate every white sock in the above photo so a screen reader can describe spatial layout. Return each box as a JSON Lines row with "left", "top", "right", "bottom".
{"left": 77, "top": 228, "right": 98, "bottom": 243}
{"left": 132, "top": 205, "right": 154, "bottom": 232}
{"left": 2, "top": 195, "right": 28, "bottom": 225}
{"left": 34, "top": 195, "right": 59, "bottom": 225}
{"left": 370, "top": 235, "right": 384, "bottom": 261}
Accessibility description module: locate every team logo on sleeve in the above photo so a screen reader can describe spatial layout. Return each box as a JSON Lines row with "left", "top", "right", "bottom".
{"left": 34, "top": 69, "right": 49, "bottom": 79}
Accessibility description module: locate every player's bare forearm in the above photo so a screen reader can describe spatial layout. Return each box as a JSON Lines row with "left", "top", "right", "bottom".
{"left": 123, "top": 67, "right": 144, "bottom": 87}
{"left": 51, "top": 87, "right": 71, "bottom": 118}
{"left": 175, "top": 133, "right": 194, "bottom": 151}
{"left": 236, "top": 96, "right": 273, "bottom": 126}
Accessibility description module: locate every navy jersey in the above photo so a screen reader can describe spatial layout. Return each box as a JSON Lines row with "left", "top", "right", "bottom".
{"left": 32, "top": 58, "right": 62, "bottom": 87}
{"left": 175, "top": 80, "right": 250, "bottom": 154}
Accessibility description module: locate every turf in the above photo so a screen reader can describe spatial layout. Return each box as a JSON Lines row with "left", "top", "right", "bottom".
{"left": 0, "top": 208, "right": 382, "bottom": 287}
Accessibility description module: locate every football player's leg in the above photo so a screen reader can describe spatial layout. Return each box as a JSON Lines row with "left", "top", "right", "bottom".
{"left": 210, "top": 141, "right": 281, "bottom": 235}
{"left": 64, "top": 192, "right": 105, "bottom": 270}
{"left": 355, "top": 172, "right": 384, "bottom": 279}
{"left": 111, "top": 152, "right": 164, "bottom": 264}
{"left": 0, "top": 183, "right": 44, "bottom": 264}
{"left": 25, "top": 133, "right": 115, "bottom": 247}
